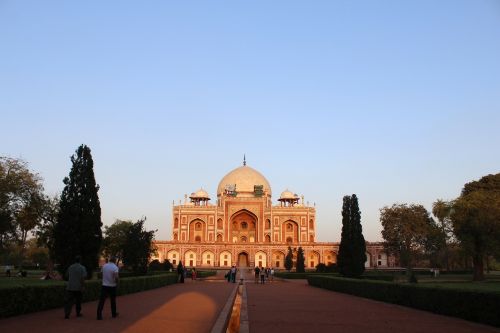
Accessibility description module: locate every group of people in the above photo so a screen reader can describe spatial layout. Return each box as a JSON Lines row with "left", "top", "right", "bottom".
{"left": 176, "top": 261, "right": 197, "bottom": 283}
{"left": 64, "top": 255, "right": 119, "bottom": 320}
{"left": 254, "top": 266, "right": 274, "bottom": 284}
{"left": 225, "top": 265, "right": 238, "bottom": 283}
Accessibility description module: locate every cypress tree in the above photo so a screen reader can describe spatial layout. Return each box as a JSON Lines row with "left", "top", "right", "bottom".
{"left": 54, "top": 145, "right": 102, "bottom": 278}
{"left": 285, "top": 246, "right": 293, "bottom": 272}
{"left": 337, "top": 194, "right": 366, "bottom": 277}
{"left": 349, "top": 194, "right": 366, "bottom": 277}
{"left": 337, "top": 195, "right": 352, "bottom": 276}
{"left": 296, "top": 246, "right": 305, "bottom": 272}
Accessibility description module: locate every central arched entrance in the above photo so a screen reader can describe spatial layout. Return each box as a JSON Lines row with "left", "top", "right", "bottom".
{"left": 238, "top": 252, "right": 249, "bottom": 267}
{"left": 230, "top": 210, "right": 258, "bottom": 243}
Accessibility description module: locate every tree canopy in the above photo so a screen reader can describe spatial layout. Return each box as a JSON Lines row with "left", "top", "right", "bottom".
{"left": 451, "top": 174, "right": 500, "bottom": 280}
{"left": 338, "top": 194, "right": 366, "bottom": 277}
{"left": 102, "top": 219, "right": 134, "bottom": 265}
{"left": 296, "top": 246, "right": 305, "bottom": 272}
{"left": 54, "top": 145, "right": 102, "bottom": 278}
{"left": 122, "top": 217, "right": 156, "bottom": 274}
{"left": 0, "top": 157, "right": 45, "bottom": 265}
{"left": 285, "top": 246, "right": 293, "bottom": 271}
{"left": 380, "top": 203, "right": 433, "bottom": 281}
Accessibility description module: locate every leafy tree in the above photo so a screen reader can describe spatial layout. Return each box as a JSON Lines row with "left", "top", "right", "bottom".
{"left": 122, "top": 217, "right": 156, "bottom": 275}
{"left": 284, "top": 246, "right": 293, "bottom": 272}
{"left": 451, "top": 177, "right": 500, "bottom": 281}
{"left": 380, "top": 203, "right": 432, "bottom": 282}
{"left": 0, "top": 157, "right": 45, "bottom": 265}
{"left": 338, "top": 195, "right": 366, "bottom": 277}
{"left": 148, "top": 259, "right": 162, "bottom": 271}
{"left": 53, "top": 145, "right": 102, "bottom": 278}
{"left": 431, "top": 199, "right": 455, "bottom": 270}
{"left": 35, "top": 195, "right": 59, "bottom": 261}
{"left": 102, "top": 219, "right": 133, "bottom": 265}
{"left": 164, "top": 259, "right": 173, "bottom": 271}
{"left": 296, "top": 246, "right": 305, "bottom": 272}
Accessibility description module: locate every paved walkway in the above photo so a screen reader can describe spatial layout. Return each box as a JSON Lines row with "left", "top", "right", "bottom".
{"left": 245, "top": 279, "right": 500, "bottom": 333}
{"left": 1, "top": 274, "right": 499, "bottom": 333}
{"left": 0, "top": 279, "right": 235, "bottom": 333}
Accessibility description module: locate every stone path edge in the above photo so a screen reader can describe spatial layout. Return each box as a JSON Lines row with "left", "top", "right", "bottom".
{"left": 210, "top": 283, "right": 239, "bottom": 333}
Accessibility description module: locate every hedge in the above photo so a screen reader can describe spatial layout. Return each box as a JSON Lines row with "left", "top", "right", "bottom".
{"left": 307, "top": 275, "right": 500, "bottom": 327}
{"left": 275, "top": 272, "right": 340, "bottom": 279}
{"left": 195, "top": 270, "right": 217, "bottom": 278}
{"left": 0, "top": 273, "right": 178, "bottom": 318}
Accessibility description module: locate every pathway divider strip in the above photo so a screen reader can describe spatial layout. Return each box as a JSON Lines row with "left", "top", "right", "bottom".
{"left": 210, "top": 283, "right": 239, "bottom": 333}
{"left": 239, "top": 282, "right": 249, "bottom": 333}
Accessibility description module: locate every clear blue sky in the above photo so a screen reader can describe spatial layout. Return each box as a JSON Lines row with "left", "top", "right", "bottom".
{"left": 1, "top": 1, "right": 499, "bottom": 241}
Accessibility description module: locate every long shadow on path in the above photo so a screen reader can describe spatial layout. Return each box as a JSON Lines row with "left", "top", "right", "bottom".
{"left": 0, "top": 280, "right": 235, "bottom": 333}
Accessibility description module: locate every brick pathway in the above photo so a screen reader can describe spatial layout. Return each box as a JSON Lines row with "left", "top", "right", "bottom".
{"left": 0, "top": 279, "right": 235, "bottom": 333}
{"left": 245, "top": 279, "right": 500, "bottom": 333}
{"left": 2, "top": 274, "right": 499, "bottom": 333}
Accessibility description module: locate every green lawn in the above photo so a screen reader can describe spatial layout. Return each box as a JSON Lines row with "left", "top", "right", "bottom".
{"left": 0, "top": 277, "right": 64, "bottom": 289}
{"left": 418, "top": 280, "right": 500, "bottom": 293}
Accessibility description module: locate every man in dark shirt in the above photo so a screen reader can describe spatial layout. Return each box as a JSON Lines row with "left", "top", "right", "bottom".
{"left": 64, "top": 256, "right": 87, "bottom": 319}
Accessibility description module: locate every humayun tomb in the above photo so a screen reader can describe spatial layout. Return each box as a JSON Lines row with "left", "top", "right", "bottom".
{"left": 153, "top": 159, "right": 395, "bottom": 269}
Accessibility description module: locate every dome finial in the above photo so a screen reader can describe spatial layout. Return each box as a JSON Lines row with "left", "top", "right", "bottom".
{"left": 243, "top": 154, "right": 246, "bottom": 166}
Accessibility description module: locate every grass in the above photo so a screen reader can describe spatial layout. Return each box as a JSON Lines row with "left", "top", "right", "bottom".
{"left": 419, "top": 281, "right": 500, "bottom": 293}
{"left": 0, "top": 277, "right": 64, "bottom": 289}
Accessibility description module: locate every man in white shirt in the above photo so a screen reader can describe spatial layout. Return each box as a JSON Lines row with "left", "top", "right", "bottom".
{"left": 96, "top": 256, "right": 119, "bottom": 320}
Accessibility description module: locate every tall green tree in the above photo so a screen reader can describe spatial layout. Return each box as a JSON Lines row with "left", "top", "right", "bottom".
{"left": 349, "top": 194, "right": 366, "bottom": 276}
{"left": 338, "top": 196, "right": 352, "bottom": 276}
{"left": 296, "top": 246, "right": 305, "bottom": 272}
{"left": 54, "top": 145, "right": 102, "bottom": 278}
{"left": 338, "top": 195, "right": 366, "bottom": 277}
{"left": 431, "top": 199, "right": 454, "bottom": 270}
{"left": 380, "top": 203, "right": 432, "bottom": 282}
{"left": 451, "top": 174, "right": 500, "bottom": 281}
{"left": 102, "top": 219, "right": 133, "bottom": 265}
{"left": 122, "top": 217, "right": 156, "bottom": 275}
{"left": 284, "top": 246, "right": 293, "bottom": 272}
{"left": 0, "top": 157, "right": 45, "bottom": 264}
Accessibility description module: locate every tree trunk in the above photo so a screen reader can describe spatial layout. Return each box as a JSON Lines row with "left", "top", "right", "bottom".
{"left": 472, "top": 254, "right": 484, "bottom": 281}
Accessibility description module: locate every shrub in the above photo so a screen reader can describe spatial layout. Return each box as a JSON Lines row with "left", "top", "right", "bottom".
{"left": 307, "top": 275, "right": 500, "bottom": 327}
{"left": 0, "top": 273, "right": 177, "bottom": 318}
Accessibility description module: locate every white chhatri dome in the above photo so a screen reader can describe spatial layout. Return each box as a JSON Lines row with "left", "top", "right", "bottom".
{"left": 190, "top": 188, "right": 210, "bottom": 199}
{"left": 217, "top": 165, "right": 272, "bottom": 196}
{"left": 279, "top": 189, "right": 297, "bottom": 200}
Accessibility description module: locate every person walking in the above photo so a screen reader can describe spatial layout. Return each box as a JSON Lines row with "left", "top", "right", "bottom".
{"left": 177, "top": 261, "right": 185, "bottom": 283}
{"left": 64, "top": 256, "right": 87, "bottom": 319}
{"left": 260, "top": 266, "right": 265, "bottom": 284}
{"left": 254, "top": 266, "right": 260, "bottom": 284}
{"left": 270, "top": 267, "right": 275, "bottom": 282}
{"left": 97, "top": 256, "right": 119, "bottom": 320}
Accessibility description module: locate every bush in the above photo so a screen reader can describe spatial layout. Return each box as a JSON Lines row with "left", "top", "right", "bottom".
{"left": 275, "top": 272, "right": 340, "bottom": 279}
{"left": 316, "top": 263, "right": 337, "bottom": 273}
{"left": 307, "top": 275, "right": 500, "bottom": 327}
{"left": 0, "top": 273, "right": 177, "bottom": 318}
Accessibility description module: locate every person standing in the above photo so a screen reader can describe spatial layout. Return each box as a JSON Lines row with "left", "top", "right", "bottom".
{"left": 270, "top": 267, "right": 275, "bottom": 282}
{"left": 260, "top": 266, "right": 265, "bottom": 284}
{"left": 177, "top": 261, "right": 185, "bottom": 283}
{"left": 64, "top": 256, "right": 87, "bottom": 319}
{"left": 254, "top": 266, "right": 260, "bottom": 284}
{"left": 230, "top": 265, "right": 237, "bottom": 283}
{"left": 191, "top": 267, "right": 197, "bottom": 280}
{"left": 97, "top": 256, "right": 119, "bottom": 320}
